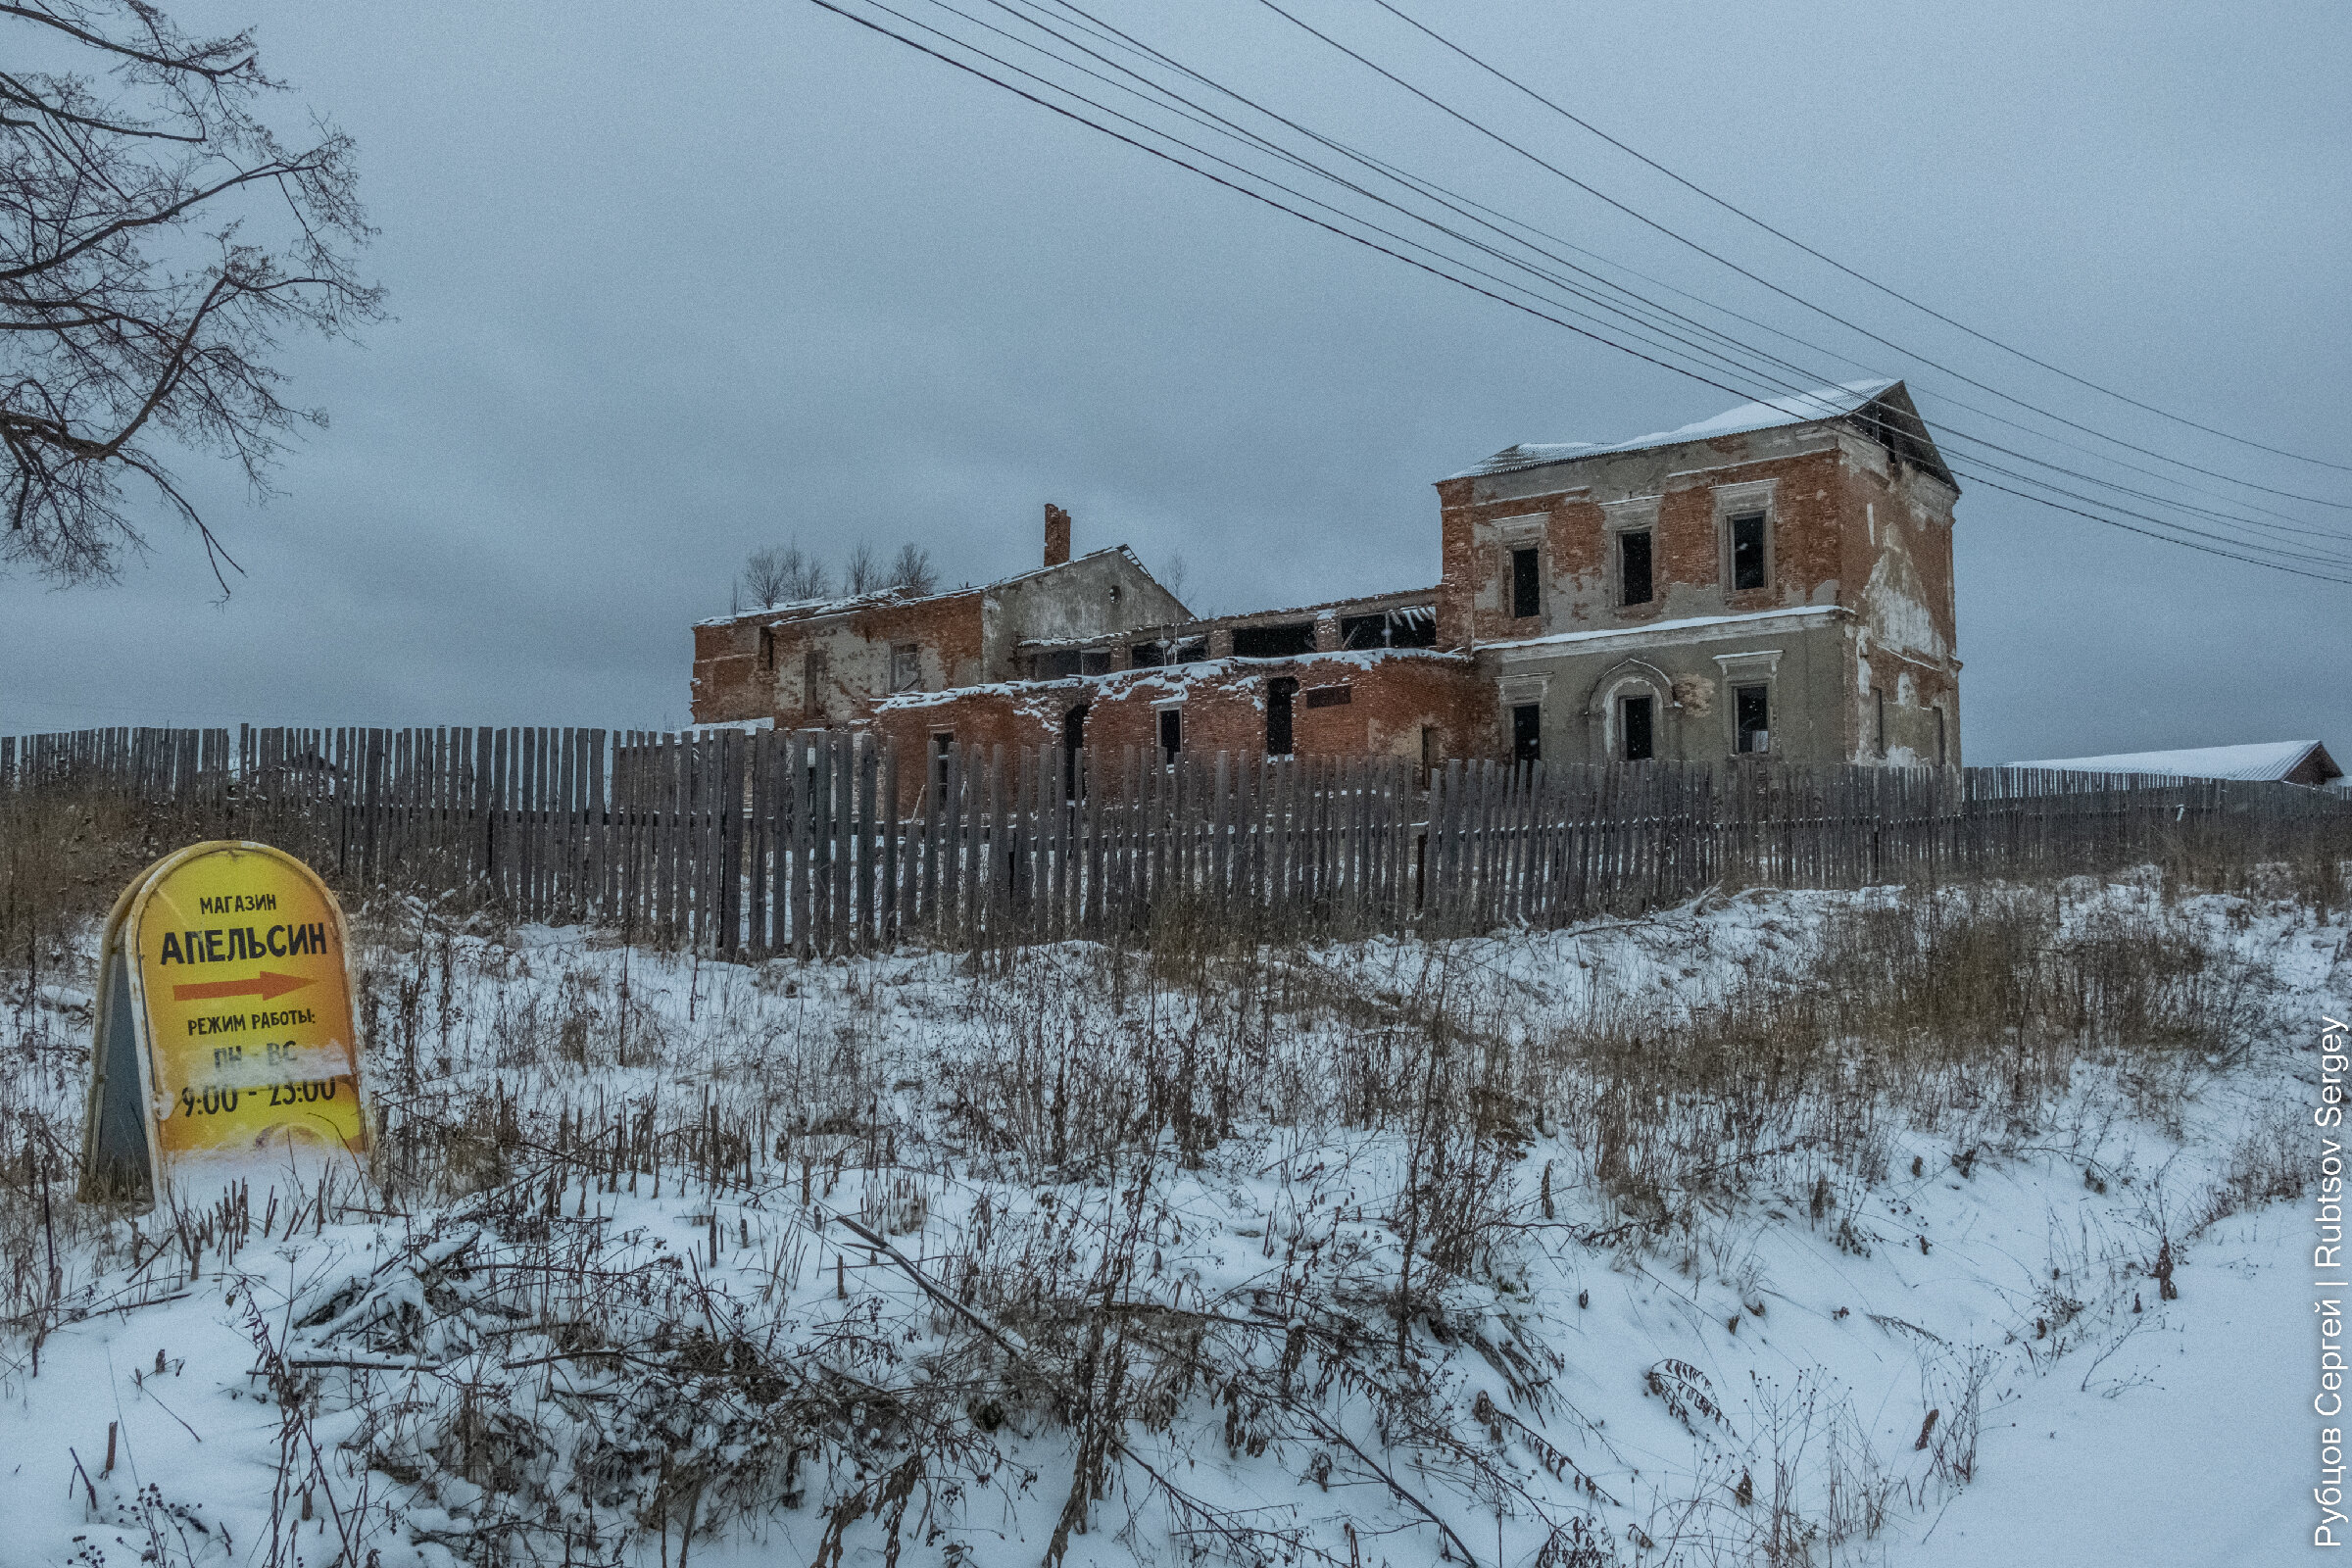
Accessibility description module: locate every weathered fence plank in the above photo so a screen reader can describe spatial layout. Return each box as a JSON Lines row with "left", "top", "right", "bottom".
{"left": 9, "top": 721, "right": 2347, "bottom": 956}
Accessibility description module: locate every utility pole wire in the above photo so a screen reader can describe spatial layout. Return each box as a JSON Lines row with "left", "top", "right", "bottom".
{"left": 1008, "top": 0, "right": 2352, "bottom": 554}
{"left": 1023, "top": 0, "right": 2352, "bottom": 542}
{"left": 804, "top": 0, "right": 2352, "bottom": 584}
{"left": 1367, "top": 0, "right": 2352, "bottom": 474}
{"left": 1248, "top": 0, "right": 2352, "bottom": 511}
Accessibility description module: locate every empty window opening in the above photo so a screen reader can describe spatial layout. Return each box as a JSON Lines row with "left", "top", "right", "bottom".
{"left": 1736, "top": 684, "right": 1770, "bottom": 754}
{"left": 1340, "top": 607, "right": 1439, "bottom": 650}
{"left": 1233, "top": 622, "right": 1315, "bottom": 659}
{"left": 890, "top": 643, "right": 921, "bottom": 693}
{"left": 1510, "top": 547, "right": 1542, "bottom": 619}
{"left": 1175, "top": 639, "right": 1207, "bottom": 663}
{"left": 1620, "top": 530, "right": 1653, "bottom": 606}
{"left": 1129, "top": 640, "right": 1163, "bottom": 668}
{"left": 1079, "top": 649, "right": 1111, "bottom": 676}
{"left": 930, "top": 732, "right": 955, "bottom": 796}
{"left": 1874, "top": 688, "right": 1887, "bottom": 758}
{"left": 759, "top": 627, "right": 776, "bottom": 672}
{"left": 1266, "top": 677, "right": 1298, "bottom": 757}
{"left": 1620, "top": 695, "right": 1653, "bottom": 762}
{"left": 1304, "top": 685, "right": 1351, "bottom": 709}
{"left": 804, "top": 646, "right": 828, "bottom": 714}
{"left": 1730, "top": 512, "right": 1768, "bottom": 592}
{"left": 1512, "top": 704, "right": 1543, "bottom": 764}
{"left": 1158, "top": 708, "right": 1183, "bottom": 761}
{"left": 1033, "top": 649, "right": 1082, "bottom": 679}
{"left": 1062, "top": 706, "right": 1088, "bottom": 798}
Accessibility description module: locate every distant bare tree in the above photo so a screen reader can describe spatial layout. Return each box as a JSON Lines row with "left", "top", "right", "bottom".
{"left": 844, "top": 540, "right": 883, "bottom": 595}
{"left": 889, "top": 542, "right": 938, "bottom": 596}
{"left": 743, "top": 541, "right": 831, "bottom": 608}
{"left": 1162, "top": 552, "right": 1189, "bottom": 602}
{"left": 742, "top": 547, "right": 790, "bottom": 608}
{"left": 779, "top": 543, "right": 831, "bottom": 601}
{"left": 1, "top": 2, "right": 382, "bottom": 588}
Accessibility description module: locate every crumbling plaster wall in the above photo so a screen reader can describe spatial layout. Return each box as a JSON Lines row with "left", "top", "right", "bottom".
{"left": 1837, "top": 435, "right": 1962, "bottom": 765}
{"left": 1487, "top": 617, "right": 1854, "bottom": 766}
{"left": 783, "top": 595, "right": 990, "bottom": 726}
{"left": 688, "top": 551, "right": 1188, "bottom": 729}
{"left": 981, "top": 550, "right": 1191, "bottom": 677}
{"left": 688, "top": 590, "right": 990, "bottom": 727}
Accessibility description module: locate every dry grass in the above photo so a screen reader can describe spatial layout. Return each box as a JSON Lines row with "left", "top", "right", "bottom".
{"left": 0, "top": 783, "right": 2333, "bottom": 1567}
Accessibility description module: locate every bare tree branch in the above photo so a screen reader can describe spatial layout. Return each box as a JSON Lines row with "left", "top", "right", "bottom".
{"left": 844, "top": 539, "right": 882, "bottom": 595}
{"left": 0, "top": 0, "right": 381, "bottom": 587}
{"left": 888, "top": 541, "right": 937, "bottom": 596}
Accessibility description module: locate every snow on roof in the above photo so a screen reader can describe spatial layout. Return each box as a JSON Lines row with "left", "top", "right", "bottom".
{"left": 2002, "top": 740, "right": 2341, "bottom": 782}
{"left": 696, "top": 546, "right": 1166, "bottom": 628}
{"left": 695, "top": 582, "right": 948, "bottom": 628}
{"left": 1015, "top": 590, "right": 1442, "bottom": 652}
{"left": 874, "top": 647, "right": 1470, "bottom": 711}
{"left": 1483, "top": 604, "right": 1850, "bottom": 655}
{"left": 1452, "top": 378, "right": 1900, "bottom": 479}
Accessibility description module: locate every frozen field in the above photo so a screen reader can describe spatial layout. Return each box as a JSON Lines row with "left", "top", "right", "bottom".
{"left": 2, "top": 876, "right": 2339, "bottom": 1567}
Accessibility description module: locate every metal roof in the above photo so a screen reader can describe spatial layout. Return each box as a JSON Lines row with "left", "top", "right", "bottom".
{"left": 1451, "top": 378, "right": 1929, "bottom": 480}
{"left": 2002, "top": 740, "right": 2341, "bottom": 783}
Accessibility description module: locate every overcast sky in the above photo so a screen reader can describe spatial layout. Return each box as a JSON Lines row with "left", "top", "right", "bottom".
{"left": 2, "top": 0, "right": 2345, "bottom": 762}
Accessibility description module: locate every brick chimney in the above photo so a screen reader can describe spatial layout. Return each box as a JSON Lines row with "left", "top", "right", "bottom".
{"left": 1044, "top": 503, "right": 1071, "bottom": 567}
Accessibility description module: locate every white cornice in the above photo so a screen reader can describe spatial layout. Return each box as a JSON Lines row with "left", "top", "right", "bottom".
{"left": 1487, "top": 605, "right": 1851, "bottom": 664}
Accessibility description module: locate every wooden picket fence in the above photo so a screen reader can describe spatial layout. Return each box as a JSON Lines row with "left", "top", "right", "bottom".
{"left": 4, "top": 723, "right": 2347, "bottom": 956}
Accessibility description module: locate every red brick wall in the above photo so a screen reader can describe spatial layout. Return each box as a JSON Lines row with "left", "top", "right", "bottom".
{"left": 1437, "top": 447, "right": 1854, "bottom": 648}
{"left": 1434, "top": 476, "right": 1479, "bottom": 649}
{"left": 692, "top": 621, "right": 763, "bottom": 722}
{"left": 869, "top": 653, "right": 1487, "bottom": 811}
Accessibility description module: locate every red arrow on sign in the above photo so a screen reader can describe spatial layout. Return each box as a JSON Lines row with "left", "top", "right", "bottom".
{"left": 172, "top": 971, "right": 315, "bottom": 1004}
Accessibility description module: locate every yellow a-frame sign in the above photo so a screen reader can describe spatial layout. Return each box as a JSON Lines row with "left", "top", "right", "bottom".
{"left": 81, "top": 841, "right": 369, "bottom": 1203}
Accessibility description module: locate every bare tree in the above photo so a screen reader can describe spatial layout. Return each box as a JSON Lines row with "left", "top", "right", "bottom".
{"left": 779, "top": 542, "right": 830, "bottom": 601}
{"left": 889, "top": 541, "right": 937, "bottom": 596}
{"left": 1162, "top": 552, "right": 1189, "bottom": 602}
{"left": 0, "top": 2, "right": 382, "bottom": 588}
{"left": 844, "top": 539, "right": 883, "bottom": 595}
{"left": 742, "top": 546, "right": 789, "bottom": 608}
{"left": 742, "top": 542, "right": 831, "bottom": 607}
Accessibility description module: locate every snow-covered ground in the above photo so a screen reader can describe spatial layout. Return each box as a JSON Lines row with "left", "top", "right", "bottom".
{"left": 1, "top": 877, "right": 2339, "bottom": 1567}
{"left": 1904, "top": 1203, "right": 2309, "bottom": 1567}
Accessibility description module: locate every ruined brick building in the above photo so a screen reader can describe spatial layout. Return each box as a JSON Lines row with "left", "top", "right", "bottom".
{"left": 691, "top": 380, "right": 1962, "bottom": 802}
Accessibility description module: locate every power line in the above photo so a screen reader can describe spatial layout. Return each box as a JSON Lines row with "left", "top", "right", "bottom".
{"left": 956, "top": 0, "right": 1889, "bottom": 412}
{"left": 1945, "top": 467, "right": 2352, "bottom": 585}
{"left": 1248, "top": 0, "right": 2352, "bottom": 514}
{"left": 989, "top": 0, "right": 2352, "bottom": 567}
{"left": 836, "top": 0, "right": 2352, "bottom": 576}
{"left": 863, "top": 0, "right": 1829, "bottom": 394}
{"left": 1365, "top": 0, "right": 2352, "bottom": 475}
{"left": 801, "top": 0, "right": 2352, "bottom": 581}
{"left": 797, "top": 0, "right": 1768, "bottom": 399}
{"left": 1011, "top": 0, "right": 2352, "bottom": 554}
